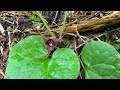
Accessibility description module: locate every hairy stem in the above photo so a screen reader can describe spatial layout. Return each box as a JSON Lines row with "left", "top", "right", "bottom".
{"left": 60, "top": 11, "right": 68, "bottom": 38}
{"left": 35, "top": 11, "right": 56, "bottom": 38}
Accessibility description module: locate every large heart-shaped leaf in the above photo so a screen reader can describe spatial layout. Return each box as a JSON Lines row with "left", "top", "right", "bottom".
{"left": 6, "top": 35, "right": 80, "bottom": 79}
{"left": 81, "top": 41, "right": 120, "bottom": 79}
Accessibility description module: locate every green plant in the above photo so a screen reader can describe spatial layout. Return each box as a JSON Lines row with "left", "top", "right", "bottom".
{"left": 81, "top": 41, "right": 120, "bottom": 79}
{"left": 6, "top": 35, "right": 80, "bottom": 79}
{"left": 6, "top": 11, "right": 80, "bottom": 79}
{"left": 6, "top": 11, "right": 120, "bottom": 79}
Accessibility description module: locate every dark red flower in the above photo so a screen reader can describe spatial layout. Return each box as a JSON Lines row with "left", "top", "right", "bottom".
{"left": 43, "top": 37, "right": 60, "bottom": 55}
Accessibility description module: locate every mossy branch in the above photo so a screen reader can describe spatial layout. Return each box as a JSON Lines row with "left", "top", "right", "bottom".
{"left": 41, "top": 11, "right": 120, "bottom": 36}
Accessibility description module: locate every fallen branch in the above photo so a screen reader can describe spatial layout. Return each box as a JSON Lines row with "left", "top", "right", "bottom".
{"left": 41, "top": 11, "right": 120, "bottom": 36}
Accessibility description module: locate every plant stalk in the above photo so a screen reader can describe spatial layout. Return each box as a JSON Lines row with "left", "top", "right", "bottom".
{"left": 35, "top": 11, "right": 56, "bottom": 38}
{"left": 60, "top": 11, "right": 68, "bottom": 38}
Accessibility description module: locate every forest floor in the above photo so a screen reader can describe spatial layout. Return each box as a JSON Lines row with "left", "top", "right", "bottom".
{"left": 0, "top": 11, "right": 120, "bottom": 79}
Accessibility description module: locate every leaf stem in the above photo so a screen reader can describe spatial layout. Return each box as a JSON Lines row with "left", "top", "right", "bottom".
{"left": 60, "top": 11, "right": 68, "bottom": 39}
{"left": 35, "top": 11, "right": 56, "bottom": 38}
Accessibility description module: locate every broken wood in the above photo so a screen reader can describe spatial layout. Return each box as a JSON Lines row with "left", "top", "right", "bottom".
{"left": 41, "top": 11, "right": 120, "bottom": 36}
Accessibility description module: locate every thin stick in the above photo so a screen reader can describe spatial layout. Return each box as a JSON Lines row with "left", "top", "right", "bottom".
{"left": 79, "top": 53, "right": 86, "bottom": 75}
{"left": 8, "top": 31, "right": 11, "bottom": 50}
{"left": 74, "top": 38, "right": 82, "bottom": 79}
{"left": 0, "top": 46, "right": 3, "bottom": 57}
{"left": 51, "top": 11, "right": 58, "bottom": 26}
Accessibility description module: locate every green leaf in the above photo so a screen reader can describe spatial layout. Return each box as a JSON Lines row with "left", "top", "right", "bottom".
{"left": 6, "top": 35, "right": 80, "bottom": 79}
{"left": 81, "top": 41, "right": 120, "bottom": 79}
